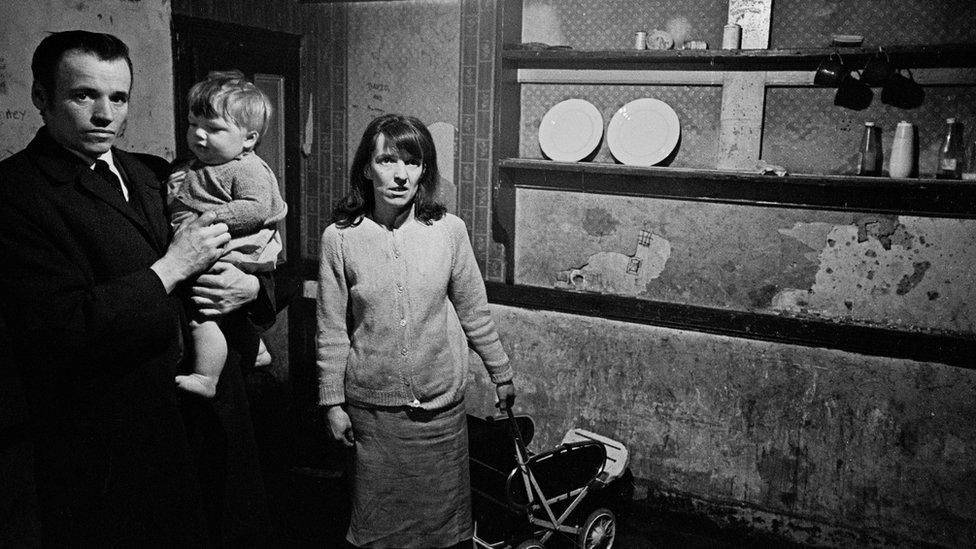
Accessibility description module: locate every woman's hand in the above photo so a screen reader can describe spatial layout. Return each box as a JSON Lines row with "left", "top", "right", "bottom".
{"left": 325, "top": 405, "right": 355, "bottom": 447}
{"left": 495, "top": 380, "right": 516, "bottom": 411}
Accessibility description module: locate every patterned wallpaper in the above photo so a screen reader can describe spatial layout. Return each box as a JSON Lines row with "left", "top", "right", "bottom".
{"left": 764, "top": 86, "right": 976, "bottom": 176}
{"left": 522, "top": 0, "right": 728, "bottom": 50}
{"left": 522, "top": 0, "right": 976, "bottom": 50}
{"left": 770, "top": 0, "right": 976, "bottom": 48}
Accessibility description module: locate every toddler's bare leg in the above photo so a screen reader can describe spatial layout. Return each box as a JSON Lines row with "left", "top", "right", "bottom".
{"left": 175, "top": 320, "right": 227, "bottom": 398}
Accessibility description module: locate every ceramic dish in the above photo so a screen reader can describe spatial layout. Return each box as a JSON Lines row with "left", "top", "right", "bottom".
{"left": 606, "top": 98, "right": 680, "bottom": 166}
{"left": 538, "top": 98, "right": 604, "bottom": 162}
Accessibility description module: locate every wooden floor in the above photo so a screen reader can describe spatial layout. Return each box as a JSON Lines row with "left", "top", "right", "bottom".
{"left": 268, "top": 468, "right": 808, "bottom": 548}
{"left": 244, "top": 373, "right": 809, "bottom": 549}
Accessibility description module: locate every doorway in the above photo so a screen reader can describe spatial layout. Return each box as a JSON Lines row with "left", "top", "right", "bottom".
{"left": 170, "top": 20, "right": 306, "bottom": 516}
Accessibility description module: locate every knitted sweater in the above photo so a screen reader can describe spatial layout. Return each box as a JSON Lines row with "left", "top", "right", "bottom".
{"left": 169, "top": 152, "right": 287, "bottom": 236}
{"left": 316, "top": 212, "right": 512, "bottom": 410}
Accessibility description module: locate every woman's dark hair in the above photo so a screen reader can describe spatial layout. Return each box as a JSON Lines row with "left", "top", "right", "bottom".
{"left": 32, "top": 30, "right": 133, "bottom": 94}
{"left": 333, "top": 113, "right": 446, "bottom": 228}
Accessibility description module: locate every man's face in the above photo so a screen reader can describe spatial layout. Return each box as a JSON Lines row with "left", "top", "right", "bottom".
{"left": 32, "top": 50, "right": 131, "bottom": 162}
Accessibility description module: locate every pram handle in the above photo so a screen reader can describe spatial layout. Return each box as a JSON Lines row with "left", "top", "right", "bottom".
{"left": 505, "top": 406, "right": 531, "bottom": 468}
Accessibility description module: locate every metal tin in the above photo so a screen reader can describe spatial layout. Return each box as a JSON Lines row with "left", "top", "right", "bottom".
{"left": 722, "top": 23, "right": 741, "bottom": 50}
{"left": 634, "top": 30, "right": 647, "bottom": 50}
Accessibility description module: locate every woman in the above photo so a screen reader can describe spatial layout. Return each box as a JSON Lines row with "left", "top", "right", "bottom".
{"left": 316, "top": 113, "right": 516, "bottom": 548}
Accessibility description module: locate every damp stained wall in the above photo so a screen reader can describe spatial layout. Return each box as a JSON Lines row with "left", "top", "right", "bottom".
{"left": 493, "top": 191, "right": 976, "bottom": 546}
{"left": 465, "top": 304, "right": 976, "bottom": 547}
{"left": 513, "top": 190, "right": 976, "bottom": 336}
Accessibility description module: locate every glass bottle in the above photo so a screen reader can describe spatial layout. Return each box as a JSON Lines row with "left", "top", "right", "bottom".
{"left": 936, "top": 117, "right": 965, "bottom": 179}
{"left": 857, "top": 121, "right": 882, "bottom": 176}
{"left": 964, "top": 140, "right": 976, "bottom": 180}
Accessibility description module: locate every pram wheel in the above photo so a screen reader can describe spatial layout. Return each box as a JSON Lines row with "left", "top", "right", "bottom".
{"left": 577, "top": 508, "right": 615, "bottom": 549}
{"left": 515, "top": 539, "right": 545, "bottom": 549}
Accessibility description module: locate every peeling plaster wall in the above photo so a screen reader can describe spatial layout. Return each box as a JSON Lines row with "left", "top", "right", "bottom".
{"left": 515, "top": 189, "right": 976, "bottom": 336}
{"left": 466, "top": 305, "right": 976, "bottom": 547}
{"left": 0, "top": 0, "right": 174, "bottom": 161}
{"left": 504, "top": 187, "right": 976, "bottom": 544}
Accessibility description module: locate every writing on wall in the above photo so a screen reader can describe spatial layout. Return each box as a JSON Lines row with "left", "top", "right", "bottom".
{"left": 0, "top": 0, "right": 174, "bottom": 161}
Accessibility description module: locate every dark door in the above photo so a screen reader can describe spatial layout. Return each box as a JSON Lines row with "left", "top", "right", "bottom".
{"left": 171, "top": 14, "right": 301, "bottom": 268}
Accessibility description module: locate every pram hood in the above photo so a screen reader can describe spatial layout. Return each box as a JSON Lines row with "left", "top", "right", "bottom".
{"left": 467, "top": 414, "right": 607, "bottom": 509}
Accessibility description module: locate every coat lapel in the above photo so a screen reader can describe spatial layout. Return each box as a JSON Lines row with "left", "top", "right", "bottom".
{"left": 26, "top": 129, "right": 169, "bottom": 254}
{"left": 114, "top": 150, "right": 171, "bottom": 252}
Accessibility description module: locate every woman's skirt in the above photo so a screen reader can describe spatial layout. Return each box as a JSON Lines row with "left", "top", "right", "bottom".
{"left": 346, "top": 401, "right": 471, "bottom": 548}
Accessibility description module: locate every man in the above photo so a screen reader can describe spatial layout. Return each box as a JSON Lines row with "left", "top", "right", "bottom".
{"left": 0, "top": 31, "right": 274, "bottom": 545}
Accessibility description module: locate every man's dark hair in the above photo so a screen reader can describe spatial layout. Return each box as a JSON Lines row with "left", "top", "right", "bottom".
{"left": 31, "top": 30, "right": 133, "bottom": 93}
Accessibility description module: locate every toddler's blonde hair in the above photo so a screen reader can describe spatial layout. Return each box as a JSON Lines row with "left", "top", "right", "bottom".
{"left": 187, "top": 69, "right": 271, "bottom": 137}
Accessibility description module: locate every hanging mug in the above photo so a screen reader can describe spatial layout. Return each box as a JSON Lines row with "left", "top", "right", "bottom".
{"left": 834, "top": 71, "right": 873, "bottom": 110}
{"left": 861, "top": 48, "right": 893, "bottom": 87}
{"left": 881, "top": 68, "right": 925, "bottom": 109}
{"left": 814, "top": 52, "right": 847, "bottom": 87}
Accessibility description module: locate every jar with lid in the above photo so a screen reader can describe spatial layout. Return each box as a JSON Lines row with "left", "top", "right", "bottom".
{"left": 936, "top": 117, "right": 965, "bottom": 179}
{"left": 857, "top": 121, "right": 882, "bottom": 176}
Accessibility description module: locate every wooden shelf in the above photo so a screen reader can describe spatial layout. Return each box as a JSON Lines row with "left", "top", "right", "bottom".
{"left": 502, "top": 42, "right": 976, "bottom": 71}
{"left": 486, "top": 281, "right": 976, "bottom": 368}
{"left": 498, "top": 159, "right": 976, "bottom": 219}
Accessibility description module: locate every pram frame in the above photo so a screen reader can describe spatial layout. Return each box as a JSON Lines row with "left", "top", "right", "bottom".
{"left": 472, "top": 408, "right": 615, "bottom": 548}
{"left": 511, "top": 444, "right": 611, "bottom": 542}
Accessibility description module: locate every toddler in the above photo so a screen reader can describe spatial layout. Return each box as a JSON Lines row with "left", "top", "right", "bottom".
{"left": 169, "top": 70, "right": 287, "bottom": 397}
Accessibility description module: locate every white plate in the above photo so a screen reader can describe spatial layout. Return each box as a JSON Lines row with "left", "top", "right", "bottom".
{"left": 538, "top": 99, "right": 603, "bottom": 162}
{"left": 606, "top": 98, "right": 680, "bottom": 166}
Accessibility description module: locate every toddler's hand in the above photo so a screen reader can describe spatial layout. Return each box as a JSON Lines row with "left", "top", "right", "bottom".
{"left": 166, "top": 169, "right": 188, "bottom": 194}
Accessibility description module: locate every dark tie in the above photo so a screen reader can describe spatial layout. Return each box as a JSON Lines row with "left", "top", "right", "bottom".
{"left": 93, "top": 159, "right": 127, "bottom": 201}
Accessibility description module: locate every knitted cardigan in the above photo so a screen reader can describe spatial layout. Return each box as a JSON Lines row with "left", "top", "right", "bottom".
{"left": 316, "top": 212, "right": 512, "bottom": 410}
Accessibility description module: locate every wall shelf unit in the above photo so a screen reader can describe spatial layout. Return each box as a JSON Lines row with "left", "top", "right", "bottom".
{"left": 477, "top": 0, "right": 976, "bottom": 367}
{"left": 498, "top": 159, "right": 976, "bottom": 219}
{"left": 502, "top": 43, "right": 976, "bottom": 71}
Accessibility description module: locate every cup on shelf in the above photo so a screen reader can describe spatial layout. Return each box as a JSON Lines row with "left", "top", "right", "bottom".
{"left": 889, "top": 121, "right": 918, "bottom": 178}
{"left": 722, "top": 23, "right": 741, "bottom": 49}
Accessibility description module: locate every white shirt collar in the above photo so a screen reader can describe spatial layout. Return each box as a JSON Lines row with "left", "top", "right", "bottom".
{"left": 91, "top": 151, "right": 129, "bottom": 201}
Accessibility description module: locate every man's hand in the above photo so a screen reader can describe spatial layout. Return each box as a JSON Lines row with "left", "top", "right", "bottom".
{"left": 325, "top": 405, "right": 355, "bottom": 447}
{"left": 151, "top": 211, "right": 230, "bottom": 293}
{"left": 495, "top": 380, "right": 516, "bottom": 411}
{"left": 190, "top": 261, "right": 260, "bottom": 318}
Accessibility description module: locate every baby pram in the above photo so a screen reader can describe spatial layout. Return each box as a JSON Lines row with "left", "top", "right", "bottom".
{"left": 468, "top": 409, "right": 629, "bottom": 549}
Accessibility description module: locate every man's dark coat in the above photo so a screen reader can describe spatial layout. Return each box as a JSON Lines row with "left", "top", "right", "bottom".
{"left": 0, "top": 128, "right": 272, "bottom": 546}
